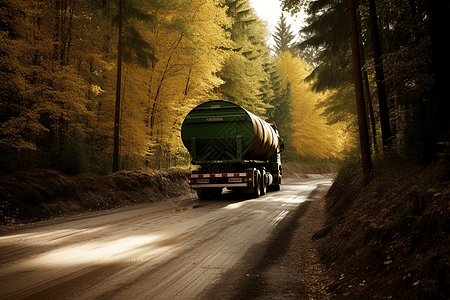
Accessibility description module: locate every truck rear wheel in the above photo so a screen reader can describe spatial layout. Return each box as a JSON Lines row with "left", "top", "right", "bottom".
{"left": 260, "top": 169, "right": 267, "bottom": 196}
{"left": 252, "top": 171, "right": 261, "bottom": 198}
{"left": 270, "top": 170, "right": 281, "bottom": 191}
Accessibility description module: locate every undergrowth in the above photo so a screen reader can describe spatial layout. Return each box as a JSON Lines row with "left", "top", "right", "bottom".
{"left": 318, "top": 152, "right": 450, "bottom": 299}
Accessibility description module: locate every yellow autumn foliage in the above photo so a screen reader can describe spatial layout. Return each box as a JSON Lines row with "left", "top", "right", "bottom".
{"left": 92, "top": 0, "right": 233, "bottom": 167}
{"left": 277, "top": 52, "right": 352, "bottom": 159}
{"left": 146, "top": 0, "right": 232, "bottom": 145}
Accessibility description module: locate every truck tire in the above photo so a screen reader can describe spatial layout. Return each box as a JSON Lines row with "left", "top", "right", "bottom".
{"left": 260, "top": 169, "right": 267, "bottom": 196}
{"left": 271, "top": 170, "right": 281, "bottom": 191}
{"left": 196, "top": 188, "right": 208, "bottom": 200}
{"left": 252, "top": 171, "right": 261, "bottom": 198}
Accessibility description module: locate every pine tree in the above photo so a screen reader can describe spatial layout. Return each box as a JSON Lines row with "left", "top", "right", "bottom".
{"left": 272, "top": 13, "right": 297, "bottom": 55}
{"left": 269, "top": 67, "right": 295, "bottom": 160}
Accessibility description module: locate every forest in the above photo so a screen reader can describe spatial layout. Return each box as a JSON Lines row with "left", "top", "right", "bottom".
{"left": 1, "top": 0, "right": 449, "bottom": 176}
{"left": 281, "top": 0, "right": 450, "bottom": 177}
{"left": 0, "top": 0, "right": 350, "bottom": 175}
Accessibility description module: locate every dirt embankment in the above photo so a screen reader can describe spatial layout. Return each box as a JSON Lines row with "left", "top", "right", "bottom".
{"left": 316, "top": 160, "right": 450, "bottom": 300}
{"left": 0, "top": 169, "right": 191, "bottom": 231}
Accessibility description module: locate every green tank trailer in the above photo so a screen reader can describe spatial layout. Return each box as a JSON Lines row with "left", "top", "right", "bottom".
{"left": 181, "top": 100, "right": 284, "bottom": 199}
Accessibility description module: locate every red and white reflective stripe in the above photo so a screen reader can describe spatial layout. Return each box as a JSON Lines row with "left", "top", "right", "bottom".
{"left": 191, "top": 173, "right": 246, "bottom": 178}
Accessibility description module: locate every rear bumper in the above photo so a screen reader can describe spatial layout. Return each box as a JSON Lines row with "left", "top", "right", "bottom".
{"left": 190, "top": 183, "right": 250, "bottom": 188}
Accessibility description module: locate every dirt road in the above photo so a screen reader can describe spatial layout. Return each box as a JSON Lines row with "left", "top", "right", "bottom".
{"left": 0, "top": 177, "right": 332, "bottom": 300}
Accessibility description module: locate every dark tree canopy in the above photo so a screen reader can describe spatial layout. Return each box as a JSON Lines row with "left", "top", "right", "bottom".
{"left": 288, "top": 0, "right": 450, "bottom": 165}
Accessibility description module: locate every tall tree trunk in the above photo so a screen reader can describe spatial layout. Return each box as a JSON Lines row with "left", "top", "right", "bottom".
{"left": 364, "top": 70, "right": 378, "bottom": 154}
{"left": 360, "top": 40, "right": 378, "bottom": 154}
{"left": 184, "top": 69, "right": 192, "bottom": 97}
{"left": 357, "top": 6, "right": 378, "bottom": 154}
{"left": 428, "top": 1, "right": 450, "bottom": 132}
{"left": 113, "top": 0, "right": 123, "bottom": 173}
{"left": 368, "top": 0, "right": 392, "bottom": 149}
{"left": 409, "top": 0, "right": 417, "bottom": 17}
{"left": 54, "top": 0, "right": 62, "bottom": 62}
{"left": 348, "top": 0, "right": 372, "bottom": 181}
{"left": 65, "top": 0, "right": 75, "bottom": 65}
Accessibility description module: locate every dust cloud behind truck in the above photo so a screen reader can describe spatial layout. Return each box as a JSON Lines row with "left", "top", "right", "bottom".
{"left": 181, "top": 100, "right": 284, "bottom": 199}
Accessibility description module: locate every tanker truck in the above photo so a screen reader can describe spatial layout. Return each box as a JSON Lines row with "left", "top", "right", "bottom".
{"left": 181, "top": 100, "right": 284, "bottom": 199}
